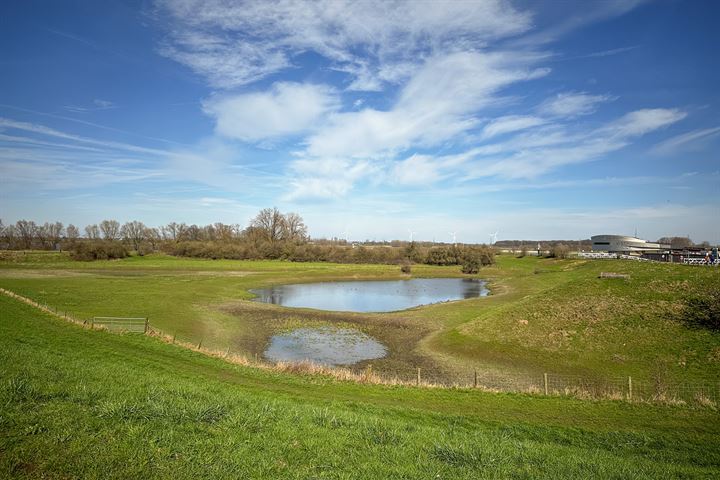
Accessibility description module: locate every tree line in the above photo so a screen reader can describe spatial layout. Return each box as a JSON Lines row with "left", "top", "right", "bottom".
{"left": 0, "top": 209, "right": 495, "bottom": 268}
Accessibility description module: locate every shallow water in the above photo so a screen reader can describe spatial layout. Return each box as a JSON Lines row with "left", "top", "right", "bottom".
{"left": 264, "top": 327, "right": 387, "bottom": 366}
{"left": 250, "top": 278, "right": 488, "bottom": 313}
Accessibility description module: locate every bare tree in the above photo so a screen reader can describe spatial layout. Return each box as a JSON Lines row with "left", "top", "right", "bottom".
{"left": 250, "top": 207, "right": 285, "bottom": 243}
{"left": 161, "top": 222, "right": 180, "bottom": 241}
{"left": 184, "top": 224, "right": 201, "bottom": 241}
{"left": 176, "top": 223, "right": 190, "bottom": 241}
{"left": 121, "top": 221, "right": 147, "bottom": 251}
{"left": 144, "top": 227, "right": 160, "bottom": 250}
{"left": 0, "top": 220, "right": 14, "bottom": 249}
{"left": 284, "top": 212, "right": 307, "bottom": 242}
{"left": 15, "top": 220, "right": 37, "bottom": 249}
{"left": 85, "top": 224, "right": 101, "bottom": 239}
{"left": 100, "top": 220, "right": 121, "bottom": 240}
{"left": 213, "top": 222, "right": 236, "bottom": 242}
{"left": 66, "top": 224, "right": 80, "bottom": 240}
{"left": 36, "top": 222, "right": 64, "bottom": 249}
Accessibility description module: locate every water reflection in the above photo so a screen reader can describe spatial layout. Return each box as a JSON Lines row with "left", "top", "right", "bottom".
{"left": 251, "top": 278, "right": 488, "bottom": 313}
{"left": 265, "top": 327, "right": 387, "bottom": 366}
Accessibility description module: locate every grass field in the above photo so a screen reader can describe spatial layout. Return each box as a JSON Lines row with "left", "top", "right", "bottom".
{"left": 2, "top": 294, "right": 720, "bottom": 478}
{"left": 0, "top": 251, "right": 718, "bottom": 389}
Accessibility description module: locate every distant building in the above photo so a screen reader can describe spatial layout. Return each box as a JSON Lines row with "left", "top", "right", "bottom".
{"left": 591, "top": 235, "right": 670, "bottom": 254}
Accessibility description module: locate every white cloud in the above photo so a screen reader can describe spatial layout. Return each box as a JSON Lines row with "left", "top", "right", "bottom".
{"left": 651, "top": 126, "right": 720, "bottom": 155}
{"left": 203, "top": 83, "right": 339, "bottom": 141}
{"left": 392, "top": 155, "right": 445, "bottom": 186}
{"left": 539, "top": 92, "right": 613, "bottom": 117}
{"left": 481, "top": 115, "right": 546, "bottom": 139}
{"left": 304, "top": 51, "right": 549, "bottom": 159}
{"left": 282, "top": 50, "right": 551, "bottom": 199}
{"left": 154, "top": 0, "right": 532, "bottom": 89}
{"left": 283, "top": 157, "right": 378, "bottom": 201}
{"left": 601, "top": 108, "right": 687, "bottom": 137}
{"left": 465, "top": 108, "right": 687, "bottom": 179}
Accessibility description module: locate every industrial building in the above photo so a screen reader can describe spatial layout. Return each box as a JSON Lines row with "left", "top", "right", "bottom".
{"left": 590, "top": 235, "right": 718, "bottom": 264}
{"left": 590, "top": 235, "right": 669, "bottom": 254}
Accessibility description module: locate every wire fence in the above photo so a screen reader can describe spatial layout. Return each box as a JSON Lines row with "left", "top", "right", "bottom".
{"left": 159, "top": 325, "right": 719, "bottom": 407}
{"left": 3, "top": 287, "right": 717, "bottom": 408}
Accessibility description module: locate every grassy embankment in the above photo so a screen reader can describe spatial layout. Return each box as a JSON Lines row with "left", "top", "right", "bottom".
{"left": 1, "top": 294, "right": 720, "bottom": 478}
{"left": 0, "top": 251, "right": 718, "bottom": 386}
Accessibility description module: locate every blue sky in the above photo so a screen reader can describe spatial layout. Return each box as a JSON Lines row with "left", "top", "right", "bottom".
{"left": 1, "top": 0, "right": 718, "bottom": 243}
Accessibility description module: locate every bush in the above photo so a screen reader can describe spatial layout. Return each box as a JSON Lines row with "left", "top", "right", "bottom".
{"left": 461, "top": 256, "right": 480, "bottom": 274}
{"left": 426, "top": 247, "right": 460, "bottom": 266}
{"left": 68, "top": 240, "right": 129, "bottom": 261}
{"left": 400, "top": 259, "right": 412, "bottom": 274}
{"left": 682, "top": 288, "right": 720, "bottom": 331}
{"left": 548, "top": 244, "right": 570, "bottom": 259}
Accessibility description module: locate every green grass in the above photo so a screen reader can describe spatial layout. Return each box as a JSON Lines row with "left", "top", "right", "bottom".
{"left": 0, "top": 252, "right": 718, "bottom": 386}
{"left": 2, "top": 295, "right": 720, "bottom": 478}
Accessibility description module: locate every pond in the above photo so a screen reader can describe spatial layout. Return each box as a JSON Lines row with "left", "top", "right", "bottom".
{"left": 250, "top": 278, "right": 488, "bottom": 313}
{"left": 264, "top": 327, "right": 387, "bottom": 366}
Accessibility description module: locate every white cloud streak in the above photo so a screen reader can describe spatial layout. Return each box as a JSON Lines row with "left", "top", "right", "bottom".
{"left": 651, "top": 126, "right": 720, "bottom": 155}
{"left": 538, "top": 92, "right": 613, "bottom": 117}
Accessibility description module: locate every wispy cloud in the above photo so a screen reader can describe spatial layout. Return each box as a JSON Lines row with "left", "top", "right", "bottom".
{"left": 63, "top": 99, "right": 116, "bottom": 114}
{"left": 154, "top": 0, "right": 532, "bottom": 90}
{"left": 0, "top": 104, "right": 188, "bottom": 146}
{"left": 538, "top": 92, "right": 614, "bottom": 117}
{"left": 651, "top": 126, "right": 720, "bottom": 155}
{"left": 510, "top": 0, "right": 650, "bottom": 47}
{"left": 580, "top": 45, "right": 640, "bottom": 58}
{"left": 481, "top": 115, "right": 546, "bottom": 140}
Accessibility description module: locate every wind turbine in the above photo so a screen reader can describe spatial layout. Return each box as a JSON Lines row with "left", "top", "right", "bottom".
{"left": 408, "top": 229, "right": 416, "bottom": 242}
{"left": 489, "top": 231, "right": 498, "bottom": 245}
{"left": 449, "top": 231, "right": 457, "bottom": 246}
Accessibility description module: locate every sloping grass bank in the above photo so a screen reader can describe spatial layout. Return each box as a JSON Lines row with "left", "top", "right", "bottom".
{"left": 0, "top": 252, "right": 718, "bottom": 387}
{"left": 1, "top": 295, "right": 719, "bottom": 479}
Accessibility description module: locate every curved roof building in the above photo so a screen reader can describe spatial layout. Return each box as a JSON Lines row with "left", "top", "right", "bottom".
{"left": 591, "top": 235, "right": 670, "bottom": 253}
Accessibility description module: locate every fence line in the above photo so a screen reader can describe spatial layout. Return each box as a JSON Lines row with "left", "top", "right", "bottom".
{"left": 152, "top": 325, "right": 719, "bottom": 407}
{"left": 578, "top": 251, "right": 719, "bottom": 266}
{"left": 2, "top": 287, "right": 717, "bottom": 407}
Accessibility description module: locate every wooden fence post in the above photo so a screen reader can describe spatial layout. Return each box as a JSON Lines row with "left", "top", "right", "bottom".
{"left": 90, "top": 317, "right": 94, "bottom": 329}
{"left": 474, "top": 369, "right": 478, "bottom": 388}
{"left": 144, "top": 317, "right": 149, "bottom": 334}
{"left": 544, "top": 373, "right": 549, "bottom": 396}
{"left": 628, "top": 376, "right": 633, "bottom": 401}
{"left": 172, "top": 332, "right": 176, "bottom": 343}
{"left": 416, "top": 367, "right": 421, "bottom": 386}
{"left": 197, "top": 339, "right": 203, "bottom": 349}
{"left": 225, "top": 346, "right": 230, "bottom": 358}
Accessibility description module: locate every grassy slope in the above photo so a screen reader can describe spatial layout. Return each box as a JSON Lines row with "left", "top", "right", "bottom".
{"left": 429, "top": 256, "right": 720, "bottom": 383}
{"left": 1, "top": 295, "right": 719, "bottom": 479}
{"left": 0, "top": 252, "right": 718, "bottom": 384}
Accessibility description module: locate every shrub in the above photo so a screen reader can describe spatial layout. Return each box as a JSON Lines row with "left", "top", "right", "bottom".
{"left": 400, "top": 259, "right": 412, "bottom": 274}
{"left": 426, "top": 247, "right": 460, "bottom": 266}
{"left": 461, "top": 256, "right": 480, "bottom": 274}
{"left": 682, "top": 288, "right": 720, "bottom": 331}
{"left": 68, "top": 240, "right": 129, "bottom": 261}
{"left": 548, "top": 244, "right": 570, "bottom": 259}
